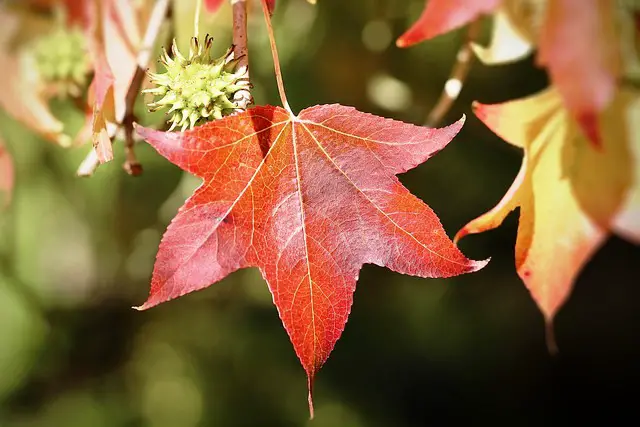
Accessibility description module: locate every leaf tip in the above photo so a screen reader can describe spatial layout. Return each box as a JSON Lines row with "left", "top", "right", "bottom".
{"left": 454, "top": 225, "right": 489, "bottom": 272}
{"left": 471, "top": 100, "right": 486, "bottom": 117}
{"left": 457, "top": 113, "right": 467, "bottom": 127}
{"left": 471, "top": 100, "right": 503, "bottom": 134}
{"left": 471, "top": 257, "right": 490, "bottom": 272}
{"left": 132, "top": 299, "right": 155, "bottom": 311}
{"left": 395, "top": 36, "right": 410, "bottom": 48}
{"left": 437, "top": 113, "right": 466, "bottom": 141}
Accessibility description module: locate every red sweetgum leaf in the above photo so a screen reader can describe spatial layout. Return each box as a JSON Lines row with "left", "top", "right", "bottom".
{"left": 135, "top": 105, "right": 487, "bottom": 410}
{"left": 396, "top": 0, "right": 500, "bottom": 47}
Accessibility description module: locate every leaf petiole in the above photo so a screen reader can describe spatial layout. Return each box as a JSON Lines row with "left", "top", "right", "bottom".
{"left": 260, "top": 0, "right": 292, "bottom": 113}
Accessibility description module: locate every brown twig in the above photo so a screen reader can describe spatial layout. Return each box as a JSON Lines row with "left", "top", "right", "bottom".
{"left": 232, "top": 0, "right": 252, "bottom": 111}
{"left": 425, "top": 19, "right": 481, "bottom": 127}
{"left": 77, "top": 0, "right": 171, "bottom": 177}
{"left": 122, "top": 113, "right": 142, "bottom": 175}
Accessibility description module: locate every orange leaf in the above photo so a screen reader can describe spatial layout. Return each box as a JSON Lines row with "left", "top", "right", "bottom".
{"left": 458, "top": 88, "right": 636, "bottom": 335}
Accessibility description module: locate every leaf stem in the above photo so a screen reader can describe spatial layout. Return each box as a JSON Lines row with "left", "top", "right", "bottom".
{"left": 231, "top": 0, "right": 252, "bottom": 111}
{"left": 260, "top": 0, "right": 291, "bottom": 112}
{"left": 545, "top": 320, "right": 559, "bottom": 355}
{"left": 307, "top": 377, "right": 315, "bottom": 420}
{"left": 425, "top": 20, "right": 480, "bottom": 127}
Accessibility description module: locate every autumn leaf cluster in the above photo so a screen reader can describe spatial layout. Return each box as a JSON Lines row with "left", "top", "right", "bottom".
{"left": 0, "top": 0, "right": 638, "bottom": 417}
{"left": 398, "top": 0, "right": 640, "bottom": 336}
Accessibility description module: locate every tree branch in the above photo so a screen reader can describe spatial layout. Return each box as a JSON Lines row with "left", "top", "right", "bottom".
{"left": 425, "top": 20, "right": 481, "bottom": 127}
{"left": 231, "top": 0, "right": 252, "bottom": 111}
{"left": 77, "top": 0, "right": 171, "bottom": 177}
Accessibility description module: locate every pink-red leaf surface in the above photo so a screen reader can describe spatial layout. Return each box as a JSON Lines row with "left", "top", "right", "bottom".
{"left": 397, "top": 0, "right": 499, "bottom": 47}
{"left": 135, "top": 104, "right": 486, "bottom": 408}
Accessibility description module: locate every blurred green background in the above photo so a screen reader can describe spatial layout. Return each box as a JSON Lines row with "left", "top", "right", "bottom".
{"left": 1, "top": 0, "right": 640, "bottom": 426}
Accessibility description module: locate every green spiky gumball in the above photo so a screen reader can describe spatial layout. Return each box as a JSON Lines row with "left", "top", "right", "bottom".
{"left": 145, "top": 35, "right": 252, "bottom": 131}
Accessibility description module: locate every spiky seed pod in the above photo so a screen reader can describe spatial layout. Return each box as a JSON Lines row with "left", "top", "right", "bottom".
{"left": 31, "top": 26, "right": 91, "bottom": 98}
{"left": 144, "top": 35, "right": 252, "bottom": 132}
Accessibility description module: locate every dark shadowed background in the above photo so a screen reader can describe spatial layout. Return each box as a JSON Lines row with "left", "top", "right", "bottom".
{"left": 1, "top": 0, "right": 639, "bottom": 426}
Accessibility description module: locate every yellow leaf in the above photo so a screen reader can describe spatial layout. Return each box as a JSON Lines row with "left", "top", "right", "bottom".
{"left": 458, "top": 87, "right": 636, "bottom": 331}
{"left": 471, "top": 1, "right": 540, "bottom": 65}
{"left": 612, "top": 94, "right": 640, "bottom": 243}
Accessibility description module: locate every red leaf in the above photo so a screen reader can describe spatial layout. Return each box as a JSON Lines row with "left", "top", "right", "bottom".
{"left": 397, "top": 0, "right": 499, "bottom": 47}
{"left": 135, "top": 105, "right": 486, "bottom": 407}
{"left": 0, "top": 137, "right": 12, "bottom": 207}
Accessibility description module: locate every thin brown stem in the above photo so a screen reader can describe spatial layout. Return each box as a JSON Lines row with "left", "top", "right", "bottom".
{"left": 425, "top": 20, "right": 481, "bottom": 127}
{"left": 122, "top": 114, "right": 142, "bottom": 175}
{"left": 231, "top": 0, "right": 252, "bottom": 111}
{"left": 232, "top": 0, "right": 249, "bottom": 71}
{"left": 260, "top": 0, "right": 291, "bottom": 112}
{"left": 545, "top": 320, "right": 559, "bottom": 355}
{"left": 77, "top": 0, "right": 171, "bottom": 177}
